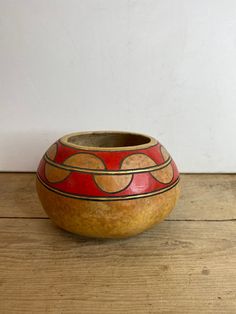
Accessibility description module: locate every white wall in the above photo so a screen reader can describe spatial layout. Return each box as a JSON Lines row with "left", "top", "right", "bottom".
{"left": 0, "top": 0, "right": 236, "bottom": 172}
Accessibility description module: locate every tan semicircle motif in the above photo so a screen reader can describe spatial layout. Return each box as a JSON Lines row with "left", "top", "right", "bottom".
{"left": 94, "top": 174, "right": 132, "bottom": 193}
{"left": 121, "top": 154, "right": 156, "bottom": 170}
{"left": 63, "top": 153, "right": 105, "bottom": 170}
{"left": 160, "top": 146, "right": 170, "bottom": 161}
{"left": 46, "top": 143, "right": 57, "bottom": 160}
{"left": 45, "top": 163, "right": 70, "bottom": 183}
{"left": 151, "top": 163, "right": 173, "bottom": 184}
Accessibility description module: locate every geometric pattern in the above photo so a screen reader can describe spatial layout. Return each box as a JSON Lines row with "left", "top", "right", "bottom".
{"left": 37, "top": 139, "right": 180, "bottom": 201}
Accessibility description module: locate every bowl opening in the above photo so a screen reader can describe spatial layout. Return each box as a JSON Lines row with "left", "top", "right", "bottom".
{"left": 67, "top": 132, "right": 151, "bottom": 148}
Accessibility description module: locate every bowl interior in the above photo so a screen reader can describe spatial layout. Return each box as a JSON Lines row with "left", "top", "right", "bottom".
{"left": 67, "top": 132, "right": 151, "bottom": 148}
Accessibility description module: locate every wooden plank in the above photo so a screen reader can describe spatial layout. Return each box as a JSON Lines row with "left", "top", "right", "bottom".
{"left": 171, "top": 174, "right": 236, "bottom": 220}
{"left": 0, "top": 218, "right": 235, "bottom": 313}
{"left": 0, "top": 173, "right": 235, "bottom": 220}
{"left": 0, "top": 173, "right": 45, "bottom": 218}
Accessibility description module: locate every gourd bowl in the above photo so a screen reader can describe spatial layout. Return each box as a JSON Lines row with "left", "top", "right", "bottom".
{"left": 36, "top": 131, "right": 180, "bottom": 238}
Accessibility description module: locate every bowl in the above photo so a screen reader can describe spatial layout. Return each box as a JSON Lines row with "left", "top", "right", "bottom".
{"left": 36, "top": 131, "right": 180, "bottom": 238}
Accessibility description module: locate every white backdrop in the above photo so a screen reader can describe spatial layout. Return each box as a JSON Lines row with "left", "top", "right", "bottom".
{"left": 0, "top": 0, "right": 236, "bottom": 172}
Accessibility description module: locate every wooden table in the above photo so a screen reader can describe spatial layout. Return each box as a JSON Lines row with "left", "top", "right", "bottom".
{"left": 0, "top": 173, "right": 235, "bottom": 313}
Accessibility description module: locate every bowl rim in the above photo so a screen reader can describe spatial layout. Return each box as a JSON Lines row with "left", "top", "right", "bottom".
{"left": 60, "top": 130, "right": 157, "bottom": 151}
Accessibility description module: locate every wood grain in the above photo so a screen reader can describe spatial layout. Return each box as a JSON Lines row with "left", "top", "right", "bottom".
{"left": 0, "top": 173, "right": 235, "bottom": 220}
{"left": 0, "top": 218, "right": 235, "bottom": 313}
{"left": 171, "top": 174, "right": 236, "bottom": 220}
{"left": 0, "top": 173, "right": 236, "bottom": 313}
{"left": 0, "top": 173, "right": 45, "bottom": 218}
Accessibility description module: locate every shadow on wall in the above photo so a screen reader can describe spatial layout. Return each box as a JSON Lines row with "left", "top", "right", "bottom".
{"left": 0, "top": 130, "right": 65, "bottom": 172}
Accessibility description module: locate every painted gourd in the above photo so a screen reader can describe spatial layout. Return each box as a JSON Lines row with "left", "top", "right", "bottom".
{"left": 36, "top": 131, "right": 180, "bottom": 238}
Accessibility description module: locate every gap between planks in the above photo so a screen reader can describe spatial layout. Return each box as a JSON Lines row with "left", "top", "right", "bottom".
{"left": 0, "top": 216, "right": 235, "bottom": 222}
